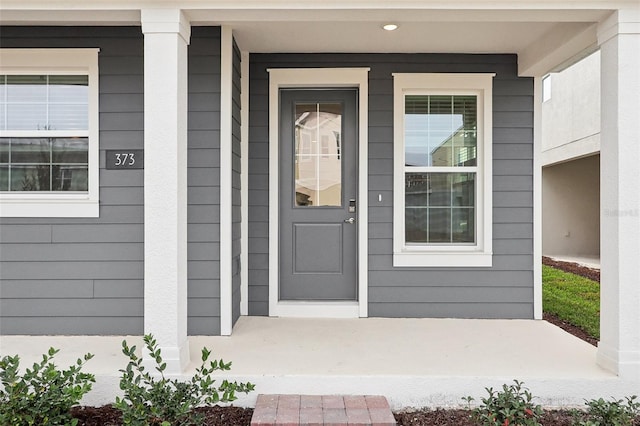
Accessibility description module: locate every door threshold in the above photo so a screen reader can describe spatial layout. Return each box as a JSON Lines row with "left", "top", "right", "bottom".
{"left": 271, "top": 301, "right": 359, "bottom": 318}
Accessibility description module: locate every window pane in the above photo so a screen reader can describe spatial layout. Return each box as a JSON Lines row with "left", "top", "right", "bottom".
{"left": 49, "top": 76, "right": 88, "bottom": 130}
{"left": 48, "top": 75, "right": 88, "bottom": 102}
{"left": 11, "top": 138, "right": 50, "bottom": 164}
{"left": 405, "top": 207, "right": 428, "bottom": 243}
{"left": 52, "top": 138, "right": 88, "bottom": 163}
{"left": 427, "top": 208, "right": 451, "bottom": 243}
{"left": 294, "top": 102, "right": 342, "bottom": 207}
{"left": 52, "top": 165, "right": 88, "bottom": 191}
{"left": 405, "top": 173, "right": 429, "bottom": 207}
{"left": 542, "top": 75, "right": 551, "bottom": 102}
{"left": 0, "top": 105, "right": 5, "bottom": 131}
{"left": 0, "top": 166, "right": 8, "bottom": 191}
{"left": 0, "top": 75, "right": 6, "bottom": 100}
{"left": 404, "top": 96, "right": 430, "bottom": 167}
{"left": 453, "top": 208, "right": 474, "bottom": 242}
{"left": 49, "top": 104, "right": 88, "bottom": 130}
{"left": 0, "top": 138, "right": 9, "bottom": 163}
{"left": 405, "top": 172, "right": 476, "bottom": 244}
{"left": 7, "top": 103, "right": 47, "bottom": 130}
{"left": 4, "top": 75, "right": 88, "bottom": 130}
{"left": 452, "top": 173, "right": 475, "bottom": 206}
{"left": 453, "top": 96, "right": 477, "bottom": 166}
{"left": 0, "top": 78, "right": 5, "bottom": 129}
{"left": 10, "top": 164, "right": 50, "bottom": 191}
{"left": 405, "top": 95, "right": 477, "bottom": 167}
{"left": 428, "top": 173, "right": 452, "bottom": 207}
{"left": 6, "top": 75, "right": 47, "bottom": 102}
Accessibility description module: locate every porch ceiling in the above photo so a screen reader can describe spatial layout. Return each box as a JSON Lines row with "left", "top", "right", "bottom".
{"left": 0, "top": 1, "right": 628, "bottom": 75}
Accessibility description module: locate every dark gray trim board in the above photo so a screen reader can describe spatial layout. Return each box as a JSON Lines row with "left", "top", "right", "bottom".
{"left": 231, "top": 37, "right": 243, "bottom": 326}
{"left": 248, "top": 53, "right": 534, "bottom": 319}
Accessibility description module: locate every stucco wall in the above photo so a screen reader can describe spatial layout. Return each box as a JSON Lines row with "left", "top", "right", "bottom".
{"left": 541, "top": 51, "right": 600, "bottom": 166}
{"left": 542, "top": 154, "right": 600, "bottom": 257}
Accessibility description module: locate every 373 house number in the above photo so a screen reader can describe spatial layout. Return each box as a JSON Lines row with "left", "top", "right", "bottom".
{"left": 115, "top": 152, "right": 136, "bottom": 166}
{"left": 106, "top": 150, "right": 144, "bottom": 170}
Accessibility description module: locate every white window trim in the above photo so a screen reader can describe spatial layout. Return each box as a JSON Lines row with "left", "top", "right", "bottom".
{"left": 392, "top": 73, "right": 494, "bottom": 267}
{"left": 0, "top": 48, "right": 100, "bottom": 217}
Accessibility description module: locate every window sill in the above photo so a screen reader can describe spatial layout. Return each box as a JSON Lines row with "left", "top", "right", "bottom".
{"left": 393, "top": 251, "right": 493, "bottom": 267}
{"left": 0, "top": 197, "right": 99, "bottom": 218}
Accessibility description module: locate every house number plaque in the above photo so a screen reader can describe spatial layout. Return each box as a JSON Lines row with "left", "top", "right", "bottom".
{"left": 106, "top": 150, "right": 144, "bottom": 169}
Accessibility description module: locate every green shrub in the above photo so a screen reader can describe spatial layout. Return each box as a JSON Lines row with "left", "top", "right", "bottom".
{"left": 0, "top": 347, "right": 95, "bottom": 426}
{"left": 572, "top": 396, "right": 640, "bottom": 426}
{"left": 114, "top": 334, "right": 255, "bottom": 426}
{"left": 465, "top": 380, "right": 543, "bottom": 426}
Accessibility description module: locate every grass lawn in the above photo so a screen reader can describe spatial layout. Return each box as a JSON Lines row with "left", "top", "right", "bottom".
{"left": 542, "top": 265, "right": 600, "bottom": 339}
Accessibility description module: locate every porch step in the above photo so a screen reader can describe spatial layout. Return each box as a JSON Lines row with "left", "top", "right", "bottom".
{"left": 251, "top": 394, "right": 397, "bottom": 426}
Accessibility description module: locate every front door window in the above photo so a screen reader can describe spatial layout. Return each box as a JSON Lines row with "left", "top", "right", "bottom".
{"left": 294, "top": 102, "right": 343, "bottom": 207}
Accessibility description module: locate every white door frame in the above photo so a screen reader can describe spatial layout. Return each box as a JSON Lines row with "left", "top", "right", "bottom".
{"left": 268, "top": 67, "right": 369, "bottom": 318}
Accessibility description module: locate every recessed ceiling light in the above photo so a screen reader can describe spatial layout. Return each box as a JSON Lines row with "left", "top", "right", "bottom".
{"left": 383, "top": 24, "right": 398, "bottom": 31}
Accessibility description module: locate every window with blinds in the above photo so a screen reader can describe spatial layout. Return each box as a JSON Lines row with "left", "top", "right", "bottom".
{"left": 392, "top": 73, "right": 494, "bottom": 267}
{"left": 0, "top": 48, "right": 99, "bottom": 218}
{"left": 0, "top": 75, "right": 89, "bottom": 192}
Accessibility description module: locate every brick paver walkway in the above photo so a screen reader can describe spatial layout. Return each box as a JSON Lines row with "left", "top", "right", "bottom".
{"left": 251, "top": 394, "right": 396, "bottom": 426}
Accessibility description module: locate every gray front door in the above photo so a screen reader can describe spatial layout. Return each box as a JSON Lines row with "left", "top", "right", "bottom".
{"left": 279, "top": 89, "right": 358, "bottom": 301}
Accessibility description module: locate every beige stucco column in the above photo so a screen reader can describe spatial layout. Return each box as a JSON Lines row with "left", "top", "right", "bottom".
{"left": 597, "top": 8, "right": 640, "bottom": 380}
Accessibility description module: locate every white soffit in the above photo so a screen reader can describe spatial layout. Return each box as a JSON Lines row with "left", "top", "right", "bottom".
{"left": 228, "top": 21, "right": 559, "bottom": 54}
{"left": 0, "top": 2, "right": 625, "bottom": 74}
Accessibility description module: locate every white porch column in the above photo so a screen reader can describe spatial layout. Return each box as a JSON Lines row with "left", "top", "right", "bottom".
{"left": 596, "top": 8, "right": 640, "bottom": 379}
{"left": 141, "top": 9, "right": 191, "bottom": 373}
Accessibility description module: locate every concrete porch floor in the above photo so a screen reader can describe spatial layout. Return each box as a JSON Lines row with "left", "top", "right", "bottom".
{"left": 1, "top": 317, "right": 636, "bottom": 409}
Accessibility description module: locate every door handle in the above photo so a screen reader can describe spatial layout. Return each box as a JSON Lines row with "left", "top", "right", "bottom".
{"left": 344, "top": 217, "right": 355, "bottom": 224}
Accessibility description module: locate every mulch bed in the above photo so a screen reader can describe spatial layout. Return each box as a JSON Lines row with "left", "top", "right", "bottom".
{"left": 70, "top": 405, "right": 638, "bottom": 425}
{"left": 394, "top": 409, "right": 578, "bottom": 426}
{"left": 394, "top": 409, "right": 639, "bottom": 426}
{"left": 542, "top": 256, "right": 600, "bottom": 283}
{"left": 70, "top": 405, "right": 255, "bottom": 426}
{"left": 68, "top": 258, "right": 605, "bottom": 425}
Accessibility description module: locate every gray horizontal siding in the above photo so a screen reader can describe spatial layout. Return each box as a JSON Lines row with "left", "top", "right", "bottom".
{"left": 0, "top": 243, "right": 143, "bottom": 261}
{"left": 187, "top": 27, "right": 222, "bottom": 335}
{"left": 2, "top": 299, "right": 142, "bottom": 317}
{"left": 0, "top": 317, "right": 142, "bottom": 335}
{"left": 0, "top": 280, "right": 142, "bottom": 299}
{"left": 0, "top": 27, "right": 145, "bottom": 335}
{"left": 0, "top": 26, "right": 225, "bottom": 336}
{"left": 249, "top": 53, "right": 534, "bottom": 319}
